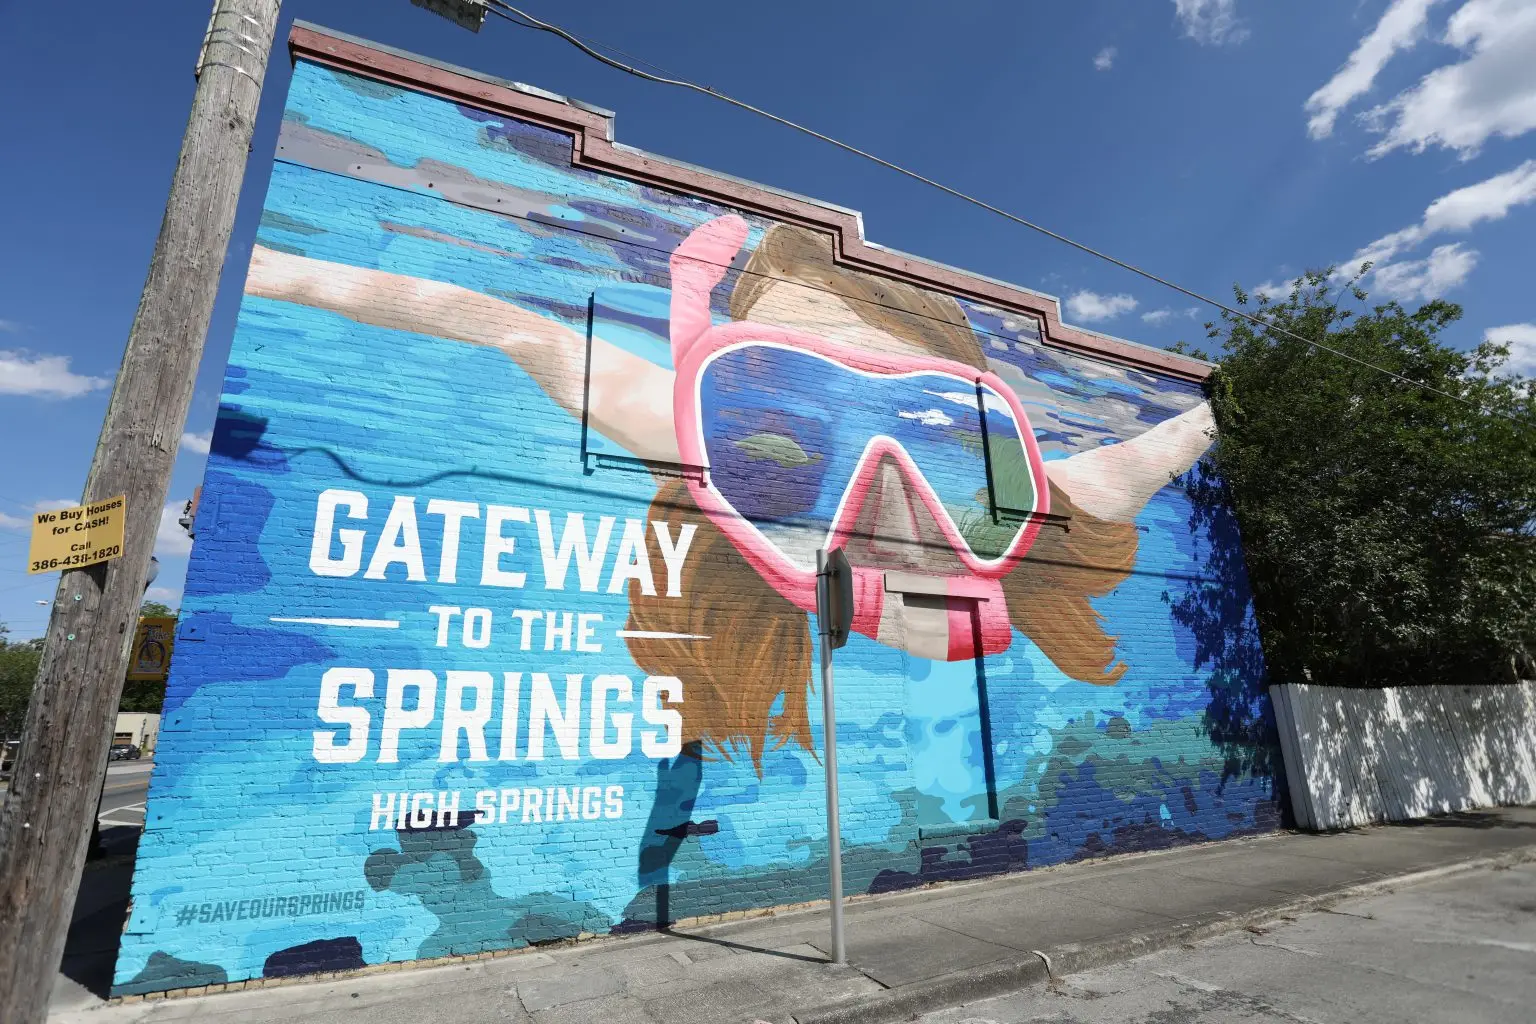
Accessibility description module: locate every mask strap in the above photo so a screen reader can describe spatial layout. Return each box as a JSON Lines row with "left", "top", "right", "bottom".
{"left": 670, "top": 215, "right": 750, "bottom": 363}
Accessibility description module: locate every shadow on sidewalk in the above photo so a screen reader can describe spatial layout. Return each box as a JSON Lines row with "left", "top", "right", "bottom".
{"left": 1382, "top": 808, "right": 1536, "bottom": 831}
{"left": 59, "top": 825, "right": 140, "bottom": 1000}
{"left": 662, "top": 928, "right": 829, "bottom": 963}
{"left": 634, "top": 744, "right": 832, "bottom": 965}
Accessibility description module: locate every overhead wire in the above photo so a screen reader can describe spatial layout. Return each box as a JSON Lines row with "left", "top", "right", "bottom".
{"left": 483, "top": 0, "right": 1482, "bottom": 409}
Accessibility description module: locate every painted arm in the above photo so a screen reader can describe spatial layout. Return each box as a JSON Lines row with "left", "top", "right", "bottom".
{"left": 1046, "top": 403, "right": 1216, "bottom": 523}
{"left": 244, "top": 246, "right": 681, "bottom": 462}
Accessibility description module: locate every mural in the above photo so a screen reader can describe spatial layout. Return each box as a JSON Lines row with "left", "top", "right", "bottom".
{"left": 116, "top": 46, "right": 1279, "bottom": 994}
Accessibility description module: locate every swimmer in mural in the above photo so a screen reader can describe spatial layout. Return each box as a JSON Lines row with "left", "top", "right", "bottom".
{"left": 246, "top": 214, "right": 1215, "bottom": 765}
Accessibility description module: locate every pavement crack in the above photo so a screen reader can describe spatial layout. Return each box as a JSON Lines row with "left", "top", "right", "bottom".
{"left": 1150, "top": 970, "right": 1222, "bottom": 993}
{"left": 916, "top": 913, "right": 1031, "bottom": 957}
{"left": 1319, "top": 906, "right": 1375, "bottom": 920}
{"left": 1411, "top": 936, "right": 1536, "bottom": 955}
{"left": 1249, "top": 938, "right": 1324, "bottom": 958}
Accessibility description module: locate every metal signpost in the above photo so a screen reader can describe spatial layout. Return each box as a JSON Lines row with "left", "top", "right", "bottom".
{"left": 815, "top": 547, "right": 854, "bottom": 964}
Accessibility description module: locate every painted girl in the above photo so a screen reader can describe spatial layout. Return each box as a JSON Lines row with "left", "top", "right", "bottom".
{"left": 245, "top": 214, "right": 1215, "bottom": 766}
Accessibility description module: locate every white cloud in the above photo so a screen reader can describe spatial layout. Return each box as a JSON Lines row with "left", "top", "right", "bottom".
{"left": 0, "top": 350, "right": 108, "bottom": 399}
{"left": 156, "top": 502, "right": 193, "bottom": 557}
{"left": 1252, "top": 278, "right": 1298, "bottom": 302}
{"left": 1094, "top": 46, "right": 1118, "bottom": 71}
{"left": 922, "top": 389, "right": 1014, "bottom": 416}
{"left": 1337, "top": 159, "right": 1536, "bottom": 296}
{"left": 1304, "top": 158, "right": 1536, "bottom": 302}
{"left": 1184, "top": 306, "right": 1204, "bottom": 319}
{"left": 1141, "top": 309, "right": 1174, "bottom": 324}
{"left": 1371, "top": 243, "right": 1478, "bottom": 301}
{"left": 0, "top": 511, "right": 26, "bottom": 530}
{"left": 1365, "top": 0, "right": 1536, "bottom": 158}
{"left": 1066, "top": 290, "right": 1138, "bottom": 322}
{"left": 1483, "top": 323, "right": 1536, "bottom": 376}
{"left": 144, "top": 586, "right": 180, "bottom": 604}
{"left": 180, "top": 431, "right": 212, "bottom": 455}
{"left": 1420, "top": 159, "right": 1536, "bottom": 235}
{"left": 0, "top": 319, "right": 21, "bottom": 333}
{"left": 898, "top": 408, "right": 955, "bottom": 427}
{"left": 1349, "top": 158, "right": 1533, "bottom": 278}
{"left": 35, "top": 498, "right": 77, "bottom": 512}
{"left": 1305, "top": 0, "right": 1444, "bottom": 139}
{"left": 1173, "top": 0, "right": 1248, "bottom": 45}
{"left": 1354, "top": 158, "right": 1536, "bottom": 270}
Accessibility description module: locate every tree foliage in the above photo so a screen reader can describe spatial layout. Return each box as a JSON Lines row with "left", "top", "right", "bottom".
{"left": 0, "top": 624, "right": 44, "bottom": 739}
{"left": 0, "top": 600, "right": 179, "bottom": 732}
{"left": 1189, "top": 270, "right": 1536, "bottom": 688}
{"left": 122, "top": 602, "right": 177, "bottom": 714}
{"left": 119, "top": 680, "right": 165, "bottom": 715}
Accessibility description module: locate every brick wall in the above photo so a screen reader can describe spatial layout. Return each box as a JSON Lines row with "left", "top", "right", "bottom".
{"left": 114, "top": 52, "right": 1280, "bottom": 996}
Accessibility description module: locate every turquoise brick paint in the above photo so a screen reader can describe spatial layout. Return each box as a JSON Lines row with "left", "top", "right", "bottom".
{"left": 115, "top": 59, "right": 1279, "bottom": 995}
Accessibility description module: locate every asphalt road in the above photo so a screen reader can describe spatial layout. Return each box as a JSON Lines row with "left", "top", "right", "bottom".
{"left": 920, "top": 860, "right": 1536, "bottom": 1024}
{"left": 97, "top": 760, "right": 152, "bottom": 829}
{"left": 0, "top": 759, "right": 153, "bottom": 826}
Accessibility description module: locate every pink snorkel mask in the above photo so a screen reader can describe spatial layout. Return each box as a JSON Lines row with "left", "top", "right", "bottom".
{"left": 669, "top": 216, "right": 1050, "bottom": 660}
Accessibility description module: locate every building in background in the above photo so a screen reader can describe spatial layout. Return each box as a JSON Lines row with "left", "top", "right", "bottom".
{"left": 116, "top": 23, "right": 1278, "bottom": 996}
{"left": 113, "top": 712, "right": 160, "bottom": 755}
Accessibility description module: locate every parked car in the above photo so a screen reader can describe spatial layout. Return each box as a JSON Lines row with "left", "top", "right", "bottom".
{"left": 108, "top": 743, "right": 141, "bottom": 761}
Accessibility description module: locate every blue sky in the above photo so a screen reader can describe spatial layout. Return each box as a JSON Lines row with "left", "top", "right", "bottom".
{"left": 1, "top": 0, "right": 1533, "bottom": 636}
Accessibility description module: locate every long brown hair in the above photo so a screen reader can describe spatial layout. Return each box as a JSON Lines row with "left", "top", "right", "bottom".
{"left": 626, "top": 225, "right": 1137, "bottom": 767}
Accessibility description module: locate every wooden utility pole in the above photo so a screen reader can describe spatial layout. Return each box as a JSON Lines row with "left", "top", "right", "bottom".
{"left": 0, "top": 2, "right": 281, "bottom": 1018}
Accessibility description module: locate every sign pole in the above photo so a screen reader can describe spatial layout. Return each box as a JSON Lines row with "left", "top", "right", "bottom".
{"left": 816, "top": 548, "right": 847, "bottom": 964}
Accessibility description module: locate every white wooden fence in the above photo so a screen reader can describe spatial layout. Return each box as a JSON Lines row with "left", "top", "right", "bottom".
{"left": 1271, "top": 681, "right": 1536, "bottom": 830}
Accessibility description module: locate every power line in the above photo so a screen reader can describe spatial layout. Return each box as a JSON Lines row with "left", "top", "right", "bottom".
{"left": 484, "top": 1, "right": 1480, "bottom": 409}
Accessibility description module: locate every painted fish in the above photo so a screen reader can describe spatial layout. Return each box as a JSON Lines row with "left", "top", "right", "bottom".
{"left": 734, "top": 432, "right": 823, "bottom": 469}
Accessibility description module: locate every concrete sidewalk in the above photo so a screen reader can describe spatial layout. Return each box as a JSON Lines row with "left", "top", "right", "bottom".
{"left": 51, "top": 807, "right": 1536, "bottom": 1024}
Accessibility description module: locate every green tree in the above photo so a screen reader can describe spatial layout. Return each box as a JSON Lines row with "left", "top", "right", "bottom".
{"left": 1185, "top": 270, "right": 1536, "bottom": 689}
{"left": 0, "top": 624, "right": 45, "bottom": 740}
{"left": 140, "top": 601, "right": 175, "bottom": 618}
{"left": 118, "top": 680, "right": 165, "bottom": 715}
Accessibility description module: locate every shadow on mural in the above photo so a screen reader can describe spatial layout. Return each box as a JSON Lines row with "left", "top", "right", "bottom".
{"left": 1171, "top": 458, "right": 1288, "bottom": 821}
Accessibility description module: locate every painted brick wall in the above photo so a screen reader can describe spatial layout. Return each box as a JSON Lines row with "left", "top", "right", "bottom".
{"left": 115, "top": 53, "right": 1280, "bottom": 995}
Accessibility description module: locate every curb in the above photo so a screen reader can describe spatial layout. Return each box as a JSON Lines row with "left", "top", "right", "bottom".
{"left": 792, "top": 958, "right": 1049, "bottom": 1024}
{"left": 790, "top": 843, "right": 1536, "bottom": 1024}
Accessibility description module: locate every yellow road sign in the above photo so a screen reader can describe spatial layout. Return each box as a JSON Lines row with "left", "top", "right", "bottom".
{"left": 27, "top": 496, "right": 127, "bottom": 574}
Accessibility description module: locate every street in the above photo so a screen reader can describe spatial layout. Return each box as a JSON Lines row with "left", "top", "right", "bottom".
{"left": 0, "top": 760, "right": 151, "bottom": 831}
{"left": 97, "top": 762, "right": 152, "bottom": 831}
{"left": 921, "top": 861, "right": 1536, "bottom": 1024}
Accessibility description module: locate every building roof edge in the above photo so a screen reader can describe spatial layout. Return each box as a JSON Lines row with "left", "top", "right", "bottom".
{"left": 286, "top": 21, "right": 1214, "bottom": 383}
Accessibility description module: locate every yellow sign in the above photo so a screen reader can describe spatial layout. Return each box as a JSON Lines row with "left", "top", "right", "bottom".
{"left": 27, "top": 496, "right": 127, "bottom": 574}
{"left": 128, "top": 616, "right": 177, "bottom": 682}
